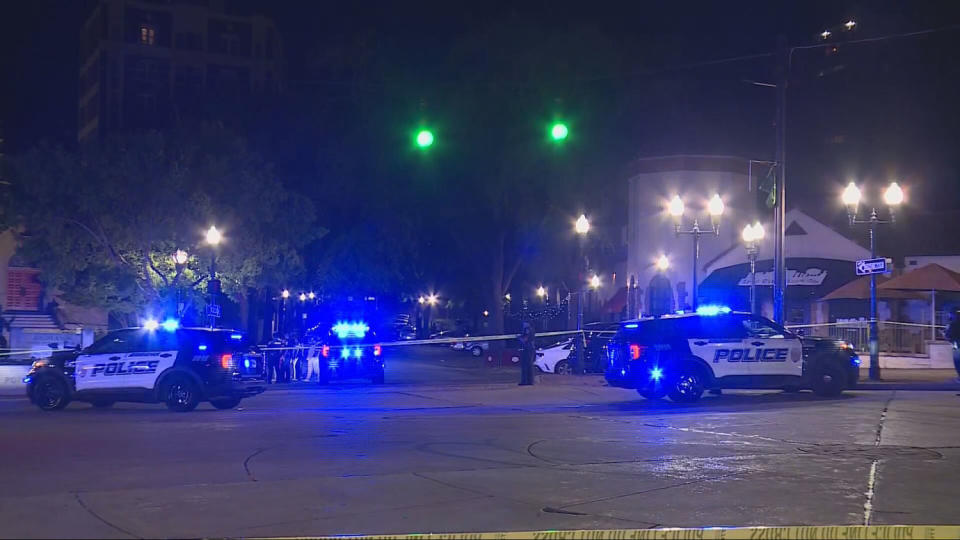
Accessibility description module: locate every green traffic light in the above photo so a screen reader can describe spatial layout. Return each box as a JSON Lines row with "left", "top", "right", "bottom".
{"left": 550, "top": 122, "right": 569, "bottom": 141}
{"left": 416, "top": 129, "right": 434, "bottom": 148}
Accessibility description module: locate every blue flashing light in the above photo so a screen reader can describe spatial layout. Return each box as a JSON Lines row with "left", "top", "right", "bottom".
{"left": 353, "top": 347, "right": 363, "bottom": 358}
{"left": 243, "top": 359, "right": 251, "bottom": 369}
{"left": 340, "top": 347, "right": 350, "bottom": 359}
{"left": 649, "top": 367, "right": 664, "bottom": 381}
{"left": 675, "top": 310, "right": 685, "bottom": 315}
{"left": 198, "top": 344, "right": 208, "bottom": 351}
{"left": 332, "top": 321, "right": 369, "bottom": 339}
{"left": 230, "top": 333, "right": 243, "bottom": 341}
{"left": 22, "top": 376, "right": 32, "bottom": 384}
{"left": 623, "top": 323, "right": 639, "bottom": 329}
{"left": 851, "top": 356, "right": 861, "bottom": 366}
{"left": 695, "top": 305, "right": 731, "bottom": 316}
{"left": 161, "top": 318, "right": 180, "bottom": 332}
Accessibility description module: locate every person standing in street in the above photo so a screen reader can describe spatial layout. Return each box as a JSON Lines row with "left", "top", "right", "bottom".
{"left": 946, "top": 308, "right": 960, "bottom": 382}
{"left": 518, "top": 321, "right": 535, "bottom": 386}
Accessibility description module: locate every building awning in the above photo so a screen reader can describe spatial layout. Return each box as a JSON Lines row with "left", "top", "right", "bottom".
{"left": 822, "top": 275, "right": 924, "bottom": 301}
{"left": 879, "top": 263, "right": 960, "bottom": 293}
{"left": 699, "top": 258, "right": 861, "bottom": 310}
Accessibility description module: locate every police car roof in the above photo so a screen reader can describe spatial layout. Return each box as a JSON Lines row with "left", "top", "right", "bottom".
{"left": 620, "top": 311, "right": 751, "bottom": 325}
{"left": 118, "top": 327, "right": 245, "bottom": 333}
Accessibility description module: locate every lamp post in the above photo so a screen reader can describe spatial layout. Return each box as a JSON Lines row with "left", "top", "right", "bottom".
{"left": 741, "top": 222, "right": 765, "bottom": 315}
{"left": 668, "top": 194, "right": 724, "bottom": 311}
{"left": 171, "top": 249, "right": 189, "bottom": 317}
{"left": 843, "top": 181, "right": 903, "bottom": 381}
{"left": 204, "top": 226, "right": 222, "bottom": 328}
{"left": 573, "top": 214, "right": 590, "bottom": 374}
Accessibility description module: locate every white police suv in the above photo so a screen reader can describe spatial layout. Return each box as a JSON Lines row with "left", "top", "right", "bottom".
{"left": 24, "top": 323, "right": 265, "bottom": 411}
{"left": 605, "top": 307, "right": 860, "bottom": 402}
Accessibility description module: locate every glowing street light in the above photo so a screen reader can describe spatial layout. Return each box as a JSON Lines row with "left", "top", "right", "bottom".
{"left": 589, "top": 274, "right": 601, "bottom": 289}
{"left": 655, "top": 254, "right": 670, "bottom": 272}
{"left": 741, "top": 222, "right": 765, "bottom": 243}
{"left": 842, "top": 182, "right": 862, "bottom": 208}
{"left": 667, "top": 195, "right": 685, "bottom": 218}
{"left": 418, "top": 296, "right": 426, "bottom": 304}
{"left": 574, "top": 214, "right": 590, "bottom": 235}
{"left": 844, "top": 20, "right": 856, "bottom": 30}
{"left": 536, "top": 286, "right": 547, "bottom": 298}
{"left": 820, "top": 30, "right": 832, "bottom": 40}
{"left": 741, "top": 221, "right": 764, "bottom": 315}
{"left": 205, "top": 225, "right": 222, "bottom": 246}
{"left": 884, "top": 182, "right": 904, "bottom": 206}
{"left": 426, "top": 293, "right": 439, "bottom": 306}
{"left": 281, "top": 289, "right": 290, "bottom": 299}
{"left": 707, "top": 194, "right": 725, "bottom": 217}
{"left": 298, "top": 293, "right": 306, "bottom": 302}
{"left": 843, "top": 181, "right": 903, "bottom": 381}
{"left": 504, "top": 293, "right": 512, "bottom": 301}
{"left": 482, "top": 310, "right": 489, "bottom": 317}
{"left": 172, "top": 249, "right": 189, "bottom": 266}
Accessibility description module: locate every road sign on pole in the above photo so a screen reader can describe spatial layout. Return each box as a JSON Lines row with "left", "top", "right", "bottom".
{"left": 206, "top": 304, "right": 222, "bottom": 318}
{"left": 856, "top": 257, "right": 887, "bottom": 276}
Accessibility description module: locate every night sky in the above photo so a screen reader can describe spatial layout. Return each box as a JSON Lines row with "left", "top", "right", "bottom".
{"left": 2, "top": 1, "right": 959, "bottom": 256}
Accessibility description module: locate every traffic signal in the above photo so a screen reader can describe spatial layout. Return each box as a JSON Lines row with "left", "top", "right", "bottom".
{"left": 415, "top": 129, "right": 434, "bottom": 148}
{"left": 550, "top": 122, "right": 569, "bottom": 142}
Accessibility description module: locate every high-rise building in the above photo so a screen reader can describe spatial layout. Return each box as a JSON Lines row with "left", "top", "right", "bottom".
{"left": 78, "top": 0, "right": 283, "bottom": 142}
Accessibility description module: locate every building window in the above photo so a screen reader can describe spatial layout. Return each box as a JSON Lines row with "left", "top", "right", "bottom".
{"left": 140, "top": 24, "right": 156, "bottom": 45}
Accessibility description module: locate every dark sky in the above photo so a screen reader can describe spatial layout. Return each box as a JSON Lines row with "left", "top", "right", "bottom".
{"left": 2, "top": 1, "right": 959, "bottom": 253}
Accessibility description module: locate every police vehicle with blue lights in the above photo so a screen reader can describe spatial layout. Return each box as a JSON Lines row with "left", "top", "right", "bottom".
{"left": 24, "top": 320, "right": 265, "bottom": 411}
{"left": 605, "top": 306, "right": 860, "bottom": 402}
{"left": 311, "top": 321, "right": 385, "bottom": 384}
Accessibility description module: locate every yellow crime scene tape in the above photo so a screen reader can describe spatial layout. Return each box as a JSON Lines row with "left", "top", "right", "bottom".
{"left": 263, "top": 525, "right": 960, "bottom": 540}
{"left": 258, "top": 329, "right": 617, "bottom": 352}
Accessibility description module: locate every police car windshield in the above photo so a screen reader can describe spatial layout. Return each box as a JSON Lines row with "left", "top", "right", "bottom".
{"left": 620, "top": 315, "right": 748, "bottom": 341}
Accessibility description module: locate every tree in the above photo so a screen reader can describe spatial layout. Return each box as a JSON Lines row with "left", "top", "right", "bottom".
{"left": 5, "top": 125, "right": 319, "bottom": 326}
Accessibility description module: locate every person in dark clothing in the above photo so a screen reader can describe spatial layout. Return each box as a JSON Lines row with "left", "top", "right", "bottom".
{"left": 265, "top": 334, "right": 283, "bottom": 384}
{"left": 518, "top": 322, "right": 535, "bottom": 386}
{"left": 946, "top": 309, "right": 960, "bottom": 380}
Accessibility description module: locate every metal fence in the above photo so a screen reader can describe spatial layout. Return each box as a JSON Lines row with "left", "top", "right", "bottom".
{"left": 786, "top": 321, "right": 945, "bottom": 355}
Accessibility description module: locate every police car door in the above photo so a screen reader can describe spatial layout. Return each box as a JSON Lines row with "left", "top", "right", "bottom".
{"left": 740, "top": 316, "right": 803, "bottom": 377}
{"left": 687, "top": 315, "right": 753, "bottom": 378}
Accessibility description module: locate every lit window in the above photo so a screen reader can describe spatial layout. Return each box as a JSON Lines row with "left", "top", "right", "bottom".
{"left": 140, "top": 24, "right": 156, "bottom": 45}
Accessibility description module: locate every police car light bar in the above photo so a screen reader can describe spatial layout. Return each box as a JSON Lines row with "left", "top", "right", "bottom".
{"left": 332, "top": 321, "right": 369, "bottom": 339}
{"left": 143, "top": 319, "right": 160, "bottom": 331}
{"left": 695, "top": 305, "right": 731, "bottom": 316}
{"left": 161, "top": 319, "right": 180, "bottom": 332}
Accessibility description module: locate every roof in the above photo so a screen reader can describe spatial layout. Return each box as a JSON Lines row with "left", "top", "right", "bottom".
{"left": 821, "top": 275, "right": 925, "bottom": 301}
{"left": 878, "top": 263, "right": 960, "bottom": 293}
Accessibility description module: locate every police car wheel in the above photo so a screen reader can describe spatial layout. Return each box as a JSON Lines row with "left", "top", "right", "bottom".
{"left": 812, "top": 364, "right": 846, "bottom": 397}
{"left": 33, "top": 376, "right": 70, "bottom": 411}
{"left": 668, "top": 367, "right": 706, "bottom": 403}
{"left": 90, "top": 399, "right": 115, "bottom": 408}
{"left": 164, "top": 376, "right": 200, "bottom": 412}
{"left": 210, "top": 397, "right": 242, "bottom": 410}
{"left": 471, "top": 346, "right": 483, "bottom": 357}
{"left": 554, "top": 360, "right": 572, "bottom": 375}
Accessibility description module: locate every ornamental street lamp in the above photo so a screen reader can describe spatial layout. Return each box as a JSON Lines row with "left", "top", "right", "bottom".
{"left": 668, "top": 194, "right": 724, "bottom": 310}
{"left": 741, "top": 222, "right": 765, "bottom": 315}
{"left": 204, "top": 226, "right": 222, "bottom": 328}
{"left": 843, "top": 181, "right": 903, "bottom": 381}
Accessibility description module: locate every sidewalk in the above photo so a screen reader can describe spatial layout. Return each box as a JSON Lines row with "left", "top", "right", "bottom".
{"left": 856, "top": 368, "right": 960, "bottom": 390}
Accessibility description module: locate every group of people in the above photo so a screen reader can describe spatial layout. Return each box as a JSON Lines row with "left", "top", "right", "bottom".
{"left": 262, "top": 334, "right": 325, "bottom": 384}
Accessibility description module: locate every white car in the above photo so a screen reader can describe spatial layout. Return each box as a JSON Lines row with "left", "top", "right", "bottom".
{"left": 535, "top": 339, "right": 574, "bottom": 374}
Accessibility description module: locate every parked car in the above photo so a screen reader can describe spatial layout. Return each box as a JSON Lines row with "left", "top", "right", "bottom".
{"left": 570, "top": 321, "right": 620, "bottom": 373}
{"left": 535, "top": 338, "right": 574, "bottom": 374}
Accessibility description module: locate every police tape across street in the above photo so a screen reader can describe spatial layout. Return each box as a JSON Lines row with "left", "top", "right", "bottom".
{"left": 257, "top": 329, "right": 611, "bottom": 352}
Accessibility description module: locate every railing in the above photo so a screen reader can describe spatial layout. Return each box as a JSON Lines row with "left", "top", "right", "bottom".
{"left": 786, "top": 321, "right": 946, "bottom": 355}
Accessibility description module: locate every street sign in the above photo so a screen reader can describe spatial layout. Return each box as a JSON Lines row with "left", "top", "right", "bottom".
{"left": 206, "top": 304, "right": 222, "bottom": 318}
{"left": 856, "top": 258, "right": 887, "bottom": 276}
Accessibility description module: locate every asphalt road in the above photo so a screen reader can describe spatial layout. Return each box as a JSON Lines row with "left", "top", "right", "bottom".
{"left": 1, "top": 348, "right": 959, "bottom": 538}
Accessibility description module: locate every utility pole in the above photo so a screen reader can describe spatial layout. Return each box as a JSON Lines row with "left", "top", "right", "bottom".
{"left": 773, "top": 35, "right": 789, "bottom": 325}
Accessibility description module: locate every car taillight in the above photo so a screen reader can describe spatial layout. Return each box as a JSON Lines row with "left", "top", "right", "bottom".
{"left": 322, "top": 345, "right": 330, "bottom": 358}
{"left": 220, "top": 354, "right": 233, "bottom": 369}
{"left": 373, "top": 345, "right": 382, "bottom": 357}
{"left": 629, "top": 344, "right": 647, "bottom": 360}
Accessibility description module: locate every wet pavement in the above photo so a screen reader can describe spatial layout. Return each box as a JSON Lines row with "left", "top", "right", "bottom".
{"left": 1, "top": 349, "right": 958, "bottom": 538}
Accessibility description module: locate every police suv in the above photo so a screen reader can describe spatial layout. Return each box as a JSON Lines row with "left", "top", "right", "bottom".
{"left": 24, "top": 324, "right": 265, "bottom": 412}
{"left": 605, "top": 308, "right": 860, "bottom": 402}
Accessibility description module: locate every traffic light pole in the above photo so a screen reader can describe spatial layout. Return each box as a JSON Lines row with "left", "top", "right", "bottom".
{"left": 773, "top": 34, "right": 788, "bottom": 325}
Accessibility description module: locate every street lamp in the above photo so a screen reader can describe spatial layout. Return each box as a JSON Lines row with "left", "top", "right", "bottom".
{"left": 843, "top": 181, "right": 903, "bottom": 381}
{"left": 172, "top": 249, "right": 189, "bottom": 266}
{"left": 668, "top": 194, "right": 724, "bottom": 310}
{"left": 298, "top": 293, "right": 306, "bottom": 302}
{"left": 204, "top": 226, "right": 222, "bottom": 328}
{"left": 589, "top": 274, "right": 601, "bottom": 289}
{"left": 536, "top": 285, "right": 547, "bottom": 299}
{"left": 574, "top": 214, "right": 590, "bottom": 235}
{"left": 281, "top": 289, "right": 290, "bottom": 299}
{"left": 741, "top": 222, "right": 765, "bottom": 315}
{"left": 308, "top": 291, "right": 315, "bottom": 300}
{"left": 171, "top": 250, "right": 189, "bottom": 316}
{"left": 655, "top": 254, "right": 670, "bottom": 272}
{"left": 426, "top": 293, "right": 439, "bottom": 306}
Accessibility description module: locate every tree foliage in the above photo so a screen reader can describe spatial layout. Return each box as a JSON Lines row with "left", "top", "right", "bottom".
{"left": 6, "top": 125, "right": 318, "bottom": 321}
